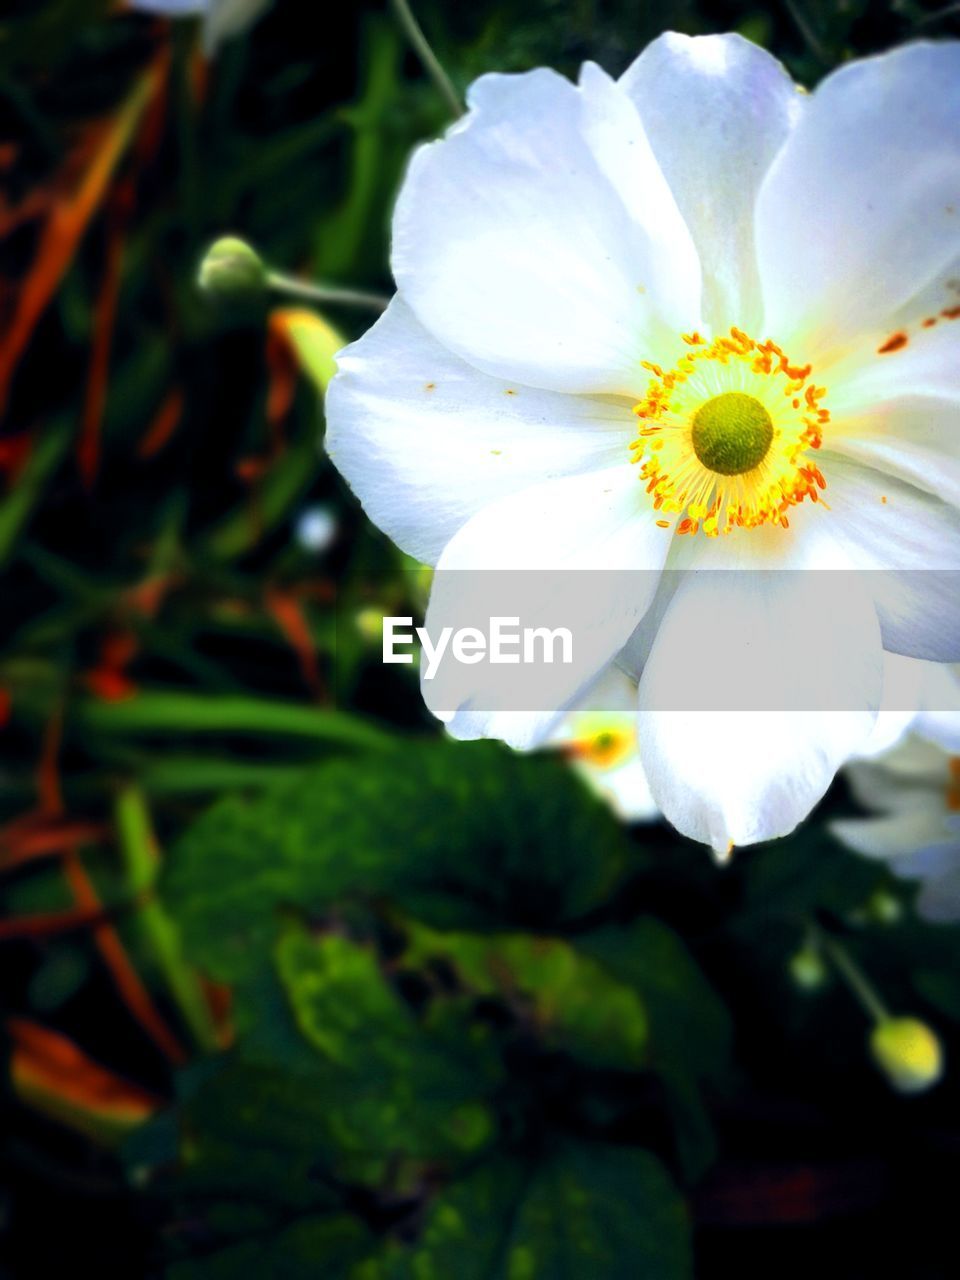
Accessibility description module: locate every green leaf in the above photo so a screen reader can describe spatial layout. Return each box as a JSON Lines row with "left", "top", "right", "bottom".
{"left": 134, "top": 1057, "right": 378, "bottom": 1280}
{"left": 273, "top": 929, "right": 501, "bottom": 1179}
{"left": 578, "top": 920, "right": 731, "bottom": 1178}
{"left": 402, "top": 922, "right": 649, "bottom": 1071}
{"left": 163, "top": 739, "right": 634, "bottom": 984}
{"left": 363, "top": 1142, "right": 692, "bottom": 1280}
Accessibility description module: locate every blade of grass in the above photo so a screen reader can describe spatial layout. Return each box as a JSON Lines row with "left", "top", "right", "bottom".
{"left": 0, "top": 54, "right": 165, "bottom": 414}
{"left": 0, "top": 419, "right": 72, "bottom": 569}
{"left": 114, "top": 786, "right": 224, "bottom": 1053}
{"left": 72, "top": 688, "right": 392, "bottom": 748}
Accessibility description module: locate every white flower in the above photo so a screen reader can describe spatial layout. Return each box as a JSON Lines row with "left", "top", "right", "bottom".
{"left": 326, "top": 34, "right": 960, "bottom": 853}
{"left": 130, "top": 0, "right": 270, "bottom": 53}
{"left": 548, "top": 668, "right": 658, "bottom": 822}
{"left": 832, "top": 664, "right": 960, "bottom": 923}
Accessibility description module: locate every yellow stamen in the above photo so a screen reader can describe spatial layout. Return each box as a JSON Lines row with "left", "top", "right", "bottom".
{"left": 630, "top": 327, "right": 829, "bottom": 537}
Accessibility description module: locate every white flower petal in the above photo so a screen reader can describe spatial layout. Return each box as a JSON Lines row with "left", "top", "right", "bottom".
{"left": 829, "top": 321, "right": 960, "bottom": 409}
{"left": 912, "top": 663, "right": 960, "bottom": 753}
{"left": 831, "top": 809, "right": 956, "bottom": 861}
{"left": 757, "top": 41, "right": 960, "bottom": 357}
{"left": 392, "top": 67, "right": 700, "bottom": 393}
{"left": 325, "top": 297, "right": 631, "bottom": 563}
{"left": 548, "top": 666, "right": 658, "bottom": 820}
{"left": 914, "top": 869, "right": 960, "bottom": 923}
{"left": 637, "top": 564, "right": 881, "bottom": 851}
{"left": 853, "top": 651, "right": 927, "bottom": 759}
{"left": 575, "top": 62, "right": 702, "bottom": 336}
{"left": 587, "top": 757, "right": 659, "bottom": 822}
{"left": 828, "top": 397, "right": 960, "bottom": 510}
{"left": 849, "top": 735, "right": 951, "bottom": 800}
{"left": 421, "top": 466, "right": 671, "bottom": 748}
{"left": 619, "top": 32, "right": 802, "bottom": 332}
{"left": 815, "top": 456, "right": 960, "bottom": 660}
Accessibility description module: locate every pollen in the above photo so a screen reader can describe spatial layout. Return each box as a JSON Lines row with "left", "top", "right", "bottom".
{"left": 629, "top": 327, "right": 829, "bottom": 537}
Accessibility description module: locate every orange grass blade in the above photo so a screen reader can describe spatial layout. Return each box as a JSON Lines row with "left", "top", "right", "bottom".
{"left": 0, "top": 54, "right": 166, "bottom": 417}
{"left": 264, "top": 586, "right": 324, "bottom": 698}
{"left": 62, "top": 847, "right": 188, "bottom": 1066}
{"left": 137, "top": 386, "right": 184, "bottom": 459}
{"left": 9, "top": 1017, "right": 162, "bottom": 1143}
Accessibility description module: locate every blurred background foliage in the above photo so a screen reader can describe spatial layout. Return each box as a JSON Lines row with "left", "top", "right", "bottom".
{"left": 1, "top": 0, "right": 960, "bottom": 1276}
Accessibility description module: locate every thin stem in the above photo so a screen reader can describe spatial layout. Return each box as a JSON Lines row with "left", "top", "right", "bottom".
{"left": 266, "top": 271, "right": 388, "bottom": 312}
{"left": 389, "top": 0, "right": 463, "bottom": 119}
{"left": 818, "top": 930, "right": 891, "bottom": 1024}
{"left": 912, "top": 3, "right": 960, "bottom": 28}
{"left": 782, "top": 0, "right": 830, "bottom": 67}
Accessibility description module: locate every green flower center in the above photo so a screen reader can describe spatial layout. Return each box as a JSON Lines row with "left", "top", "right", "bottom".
{"left": 691, "top": 392, "right": 773, "bottom": 476}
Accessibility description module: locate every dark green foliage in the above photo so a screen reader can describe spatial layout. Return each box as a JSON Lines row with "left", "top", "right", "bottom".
{"left": 164, "top": 740, "right": 635, "bottom": 975}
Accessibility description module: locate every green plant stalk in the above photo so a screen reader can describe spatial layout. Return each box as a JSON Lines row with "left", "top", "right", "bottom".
{"left": 113, "top": 785, "right": 221, "bottom": 1054}
{"left": 266, "top": 271, "right": 388, "bottom": 311}
{"left": 76, "top": 689, "right": 393, "bottom": 750}
{"left": 388, "top": 0, "right": 463, "bottom": 118}
{"left": 818, "top": 931, "right": 891, "bottom": 1024}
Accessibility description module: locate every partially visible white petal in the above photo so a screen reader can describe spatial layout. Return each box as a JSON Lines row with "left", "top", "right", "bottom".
{"left": 851, "top": 658, "right": 960, "bottom": 761}
{"left": 131, "top": 0, "right": 270, "bottom": 51}
{"left": 914, "top": 870, "right": 960, "bottom": 923}
{"left": 828, "top": 323, "right": 960, "bottom": 410}
{"left": 835, "top": 730, "right": 960, "bottom": 922}
{"left": 584, "top": 756, "right": 658, "bottom": 822}
{"left": 620, "top": 32, "right": 802, "bottom": 332}
{"left": 847, "top": 736, "right": 951, "bottom": 808}
{"left": 855, "top": 652, "right": 930, "bottom": 760}
{"left": 576, "top": 62, "right": 702, "bottom": 335}
{"left": 325, "top": 298, "right": 631, "bottom": 564}
{"left": 549, "top": 663, "right": 640, "bottom": 722}
{"left": 203, "top": 0, "right": 270, "bottom": 50}
{"left": 421, "top": 466, "right": 671, "bottom": 748}
{"left": 548, "top": 666, "right": 658, "bottom": 821}
{"left": 913, "top": 663, "right": 960, "bottom": 752}
{"left": 392, "top": 68, "right": 701, "bottom": 394}
{"left": 130, "top": 1, "right": 206, "bottom": 11}
{"left": 757, "top": 42, "right": 960, "bottom": 358}
{"left": 831, "top": 809, "right": 956, "bottom": 860}
{"left": 637, "top": 563, "right": 882, "bottom": 851}
{"left": 815, "top": 457, "right": 960, "bottom": 660}
{"left": 827, "top": 397, "right": 960, "bottom": 511}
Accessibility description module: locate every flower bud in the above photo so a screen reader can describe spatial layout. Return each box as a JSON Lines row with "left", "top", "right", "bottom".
{"left": 864, "top": 890, "right": 903, "bottom": 926}
{"left": 197, "top": 236, "right": 266, "bottom": 300}
{"left": 870, "top": 1017, "right": 944, "bottom": 1094}
{"left": 789, "top": 944, "right": 827, "bottom": 991}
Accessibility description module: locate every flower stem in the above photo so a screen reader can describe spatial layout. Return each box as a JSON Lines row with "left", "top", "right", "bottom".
{"left": 781, "top": 0, "right": 830, "bottom": 67}
{"left": 389, "top": 0, "right": 463, "bottom": 119}
{"left": 265, "top": 271, "right": 388, "bottom": 312}
{"left": 817, "top": 929, "right": 891, "bottom": 1024}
